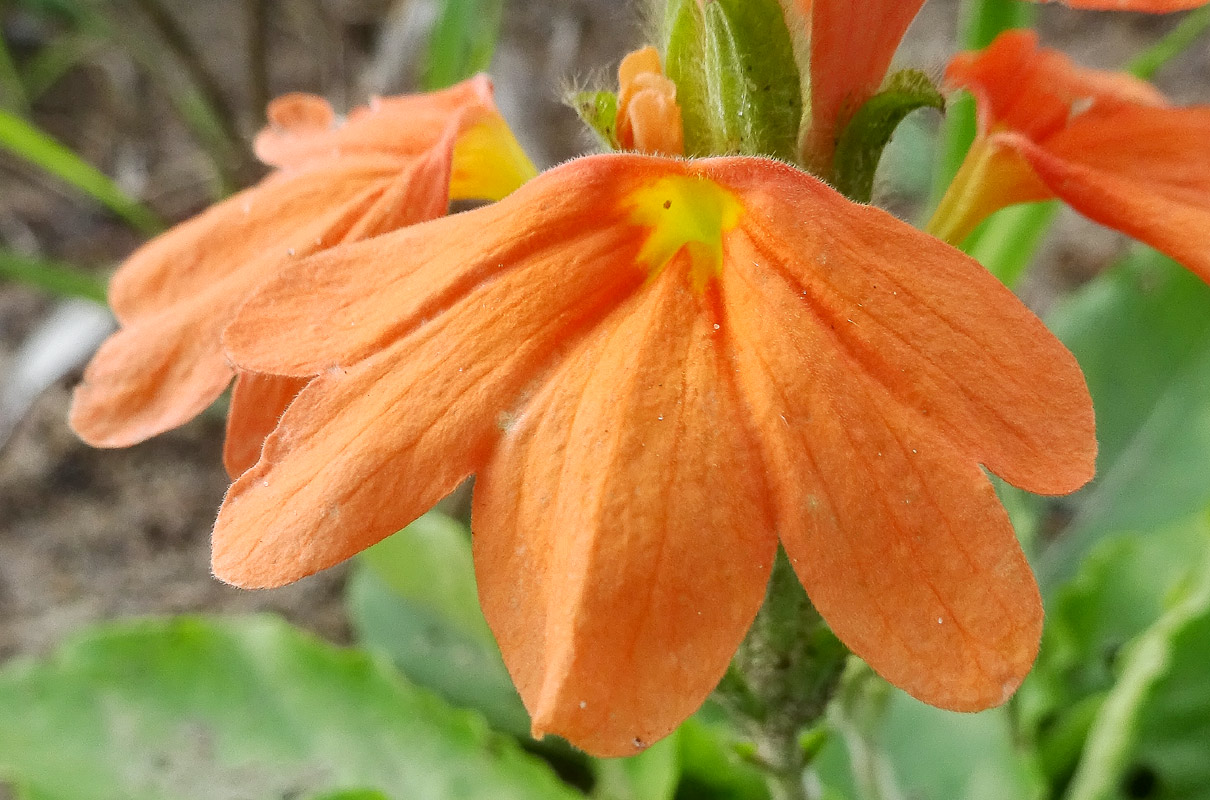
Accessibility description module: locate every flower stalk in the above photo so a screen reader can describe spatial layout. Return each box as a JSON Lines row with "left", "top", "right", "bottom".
{"left": 717, "top": 550, "right": 850, "bottom": 800}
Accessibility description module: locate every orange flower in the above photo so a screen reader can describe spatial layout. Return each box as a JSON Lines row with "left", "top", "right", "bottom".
{"left": 792, "top": 0, "right": 1206, "bottom": 175}
{"left": 928, "top": 30, "right": 1210, "bottom": 282}
{"left": 211, "top": 50, "right": 1095, "bottom": 755}
{"left": 69, "top": 77, "right": 535, "bottom": 476}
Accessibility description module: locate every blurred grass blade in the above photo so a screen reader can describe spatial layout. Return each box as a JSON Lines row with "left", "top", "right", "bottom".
{"left": 20, "top": 33, "right": 103, "bottom": 103}
{"left": 1128, "top": 5, "right": 1210, "bottom": 80}
{"left": 0, "top": 109, "right": 164, "bottom": 234}
{"left": 0, "top": 30, "right": 31, "bottom": 115}
{"left": 422, "top": 0, "right": 504, "bottom": 91}
{"left": 0, "top": 250, "right": 108, "bottom": 303}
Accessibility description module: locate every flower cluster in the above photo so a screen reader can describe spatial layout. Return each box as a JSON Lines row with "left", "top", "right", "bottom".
{"left": 73, "top": 0, "right": 1209, "bottom": 758}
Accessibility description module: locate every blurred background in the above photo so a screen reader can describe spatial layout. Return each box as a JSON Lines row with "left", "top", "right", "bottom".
{"left": 1, "top": 1, "right": 1209, "bottom": 798}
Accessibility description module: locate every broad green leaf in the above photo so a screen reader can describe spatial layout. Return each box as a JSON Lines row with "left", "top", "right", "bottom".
{"left": 359, "top": 512, "right": 492, "bottom": 643}
{"left": 833, "top": 69, "right": 944, "bottom": 204}
{"left": 675, "top": 712, "right": 770, "bottom": 800}
{"left": 422, "top": 0, "right": 504, "bottom": 91}
{"left": 1038, "top": 251, "right": 1210, "bottom": 590}
{"left": 0, "top": 250, "right": 108, "bottom": 302}
{"left": 0, "top": 108, "right": 162, "bottom": 234}
{"left": 346, "top": 562, "right": 530, "bottom": 738}
{"left": 591, "top": 731, "right": 680, "bottom": 800}
{"left": 1018, "top": 514, "right": 1210, "bottom": 793}
{"left": 663, "top": 0, "right": 801, "bottom": 160}
{"left": 0, "top": 616, "right": 579, "bottom": 800}
{"left": 1066, "top": 531, "right": 1210, "bottom": 800}
{"left": 879, "top": 695, "right": 1045, "bottom": 800}
{"left": 569, "top": 90, "right": 620, "bottom": 151}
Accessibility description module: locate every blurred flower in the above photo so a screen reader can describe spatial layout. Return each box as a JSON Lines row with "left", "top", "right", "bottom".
{"left": 211, "top": 49, "right": 1095, "bottom": 757}
{"left": 790, "top": 0, "right": 1208, "bottom": 175}
{"left": 928, "top": 30, "right": 1210, "bottom": 283}
{"left": 70, "top": 77, "right": 535, "bottom": 476}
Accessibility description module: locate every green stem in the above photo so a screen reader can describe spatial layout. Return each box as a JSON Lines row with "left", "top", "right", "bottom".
{"left": 717, "top": 550, "right": 850, "bottom": 800}
{"left": 0, "top": 250, "right": 109, "bottom": 303}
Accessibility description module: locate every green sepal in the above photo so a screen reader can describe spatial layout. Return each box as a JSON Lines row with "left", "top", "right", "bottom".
{"left": 663, "top": 0, "right": 802, "bottom": 160}
{"left": 832, "top": 69, "right": 944, "bottom": 204}
{"left": 569, "top": 89, "right": 621, "bottom": 150}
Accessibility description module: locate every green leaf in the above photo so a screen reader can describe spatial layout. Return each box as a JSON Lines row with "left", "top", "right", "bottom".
{"left": 1038, "top": 251, "right": 1210, "bottom": 590}
{"left": 1066, "top": 529, "right": 1210, "bottom": 800}
{"left": 674, "top": 713, "right": 770, "bottom": 800}
{"left": 832, "top": 69, "right": 944, "bottom": 204}
{"left": 0, "top": 616, "right": 580, "bottom": 800}
{"left": 359, "top": 512, "right": 492, "bottom": 643}
{"left": 1019, "top": 514, "right": 1210, "bottom": 792}
{"left": 0, "top": 250, "right": 108, "bottom": 303}
{"left": 591, "top": 731, "right": 680, "bottom": 800}
{"left": 347, "top": 563, "right": 531, "bottom": 738}
{"left": 422, "top": 0, "right": 504, "bottom": 91}
{"left": 663, "top": 0, "right": 801, "bottom": 160}
{"left": 569, "top": 90, "right": 621, "bottom": 151}
{"left": 0, "top": 108, "right": 163, "bottom": 234}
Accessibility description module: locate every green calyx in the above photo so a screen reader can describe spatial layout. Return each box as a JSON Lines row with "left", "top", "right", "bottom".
{"left": 662, "top": 0, "right": 802, "bottom": 161}
{"left": 832, "top": 69, "right": 945, "bottom": 204}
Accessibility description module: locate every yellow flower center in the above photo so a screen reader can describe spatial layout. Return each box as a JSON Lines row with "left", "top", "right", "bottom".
{"left": 627, "top": 174, "right": 742, "bottom": 289}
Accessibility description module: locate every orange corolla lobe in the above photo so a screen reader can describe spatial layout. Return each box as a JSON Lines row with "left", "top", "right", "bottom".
{"left": 69, "top": 76, "right": 534, "bottom": 473}
{"left": 214, "top": 152, "right": 1095, "bottom": 755}
{"left": 932, "top": 31, "right": 1210, "bottom": 283}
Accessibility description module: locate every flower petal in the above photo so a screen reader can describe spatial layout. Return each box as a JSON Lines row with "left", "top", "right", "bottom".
{"left": 1007, "top": 104, "right": 1210, "bottom": 282}
{"left": 222, "top": 372, "right": 309, "bottom": 478}
{"left": 474, "top": 261, "right": 775, "bottom": 756}
{"left": 109, "top": 156, "right": 403, "bottom": 323}
{"left": 803, "top": 0, "right": 925, "bottom": 171}
{"left": 211, "top": 183, "right": 648, "bottom": 587}
{"left": 253, "top": 75, "right": 497, "bottom": 169}
{"left": 722, "top": 233, "right": 1042, "bottom": 711}
{"left": 707, "top": 157, "right": 1094, "bottom": 495}
{"left": 72, "top": 162, "right": 403, "bottom": 447}
{"left": 224, "top": 157, "right": 653, "bottom": 377}
{"left": 945, "top": 29, "right": 1165, "bottom": 142}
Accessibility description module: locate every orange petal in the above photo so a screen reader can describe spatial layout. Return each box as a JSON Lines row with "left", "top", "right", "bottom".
{"left": 708, "top": 157, "right": 1095, "bottom": 495}
{"left": 702, "top": 155, "right": 1091, "bottom": 708}
{"left": 255, "top": 75, "right": 495, "bottom": 168}
{"left": 803, "top": 0, "right": 925, "bottom": 172}
{"left": 73, "top": 161, "right": 401, "bottom": 447}
{"left": 222, "top": 372, "right": 309, "bottom": 478}
{"left": 721, "top": 231, "right": 1042, "bottom": 711}
{"left": 945, "top": 29, "right": 1165, "bottom": 142}
{"left": 69, "top": 304, "right": 234, "bottom": 448}
{"left": 109, "top": 156, "right": 403, "bottom": 322}
{"left": 474, "top": 260, "right": 776, "bottom": 757}
{"left": 1008, "top": 105, "right": 1210, "bottom": 283}
{"left": 224, "top": 156, "right": 654, "bottom": 377}
{"left": 212, "top": 165, "right": 653, "bottom": 587}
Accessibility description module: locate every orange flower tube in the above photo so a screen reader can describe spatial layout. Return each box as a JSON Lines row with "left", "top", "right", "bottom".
{"left": 928, "top": 30, "right": 1210, "bottom": 283}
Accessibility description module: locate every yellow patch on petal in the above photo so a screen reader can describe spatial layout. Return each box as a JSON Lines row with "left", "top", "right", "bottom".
{"left": 627, "top": 174, "right": 742, "bottom": 289}
{"left": 450, "top": 114, "right": 538, "bottom": 202}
